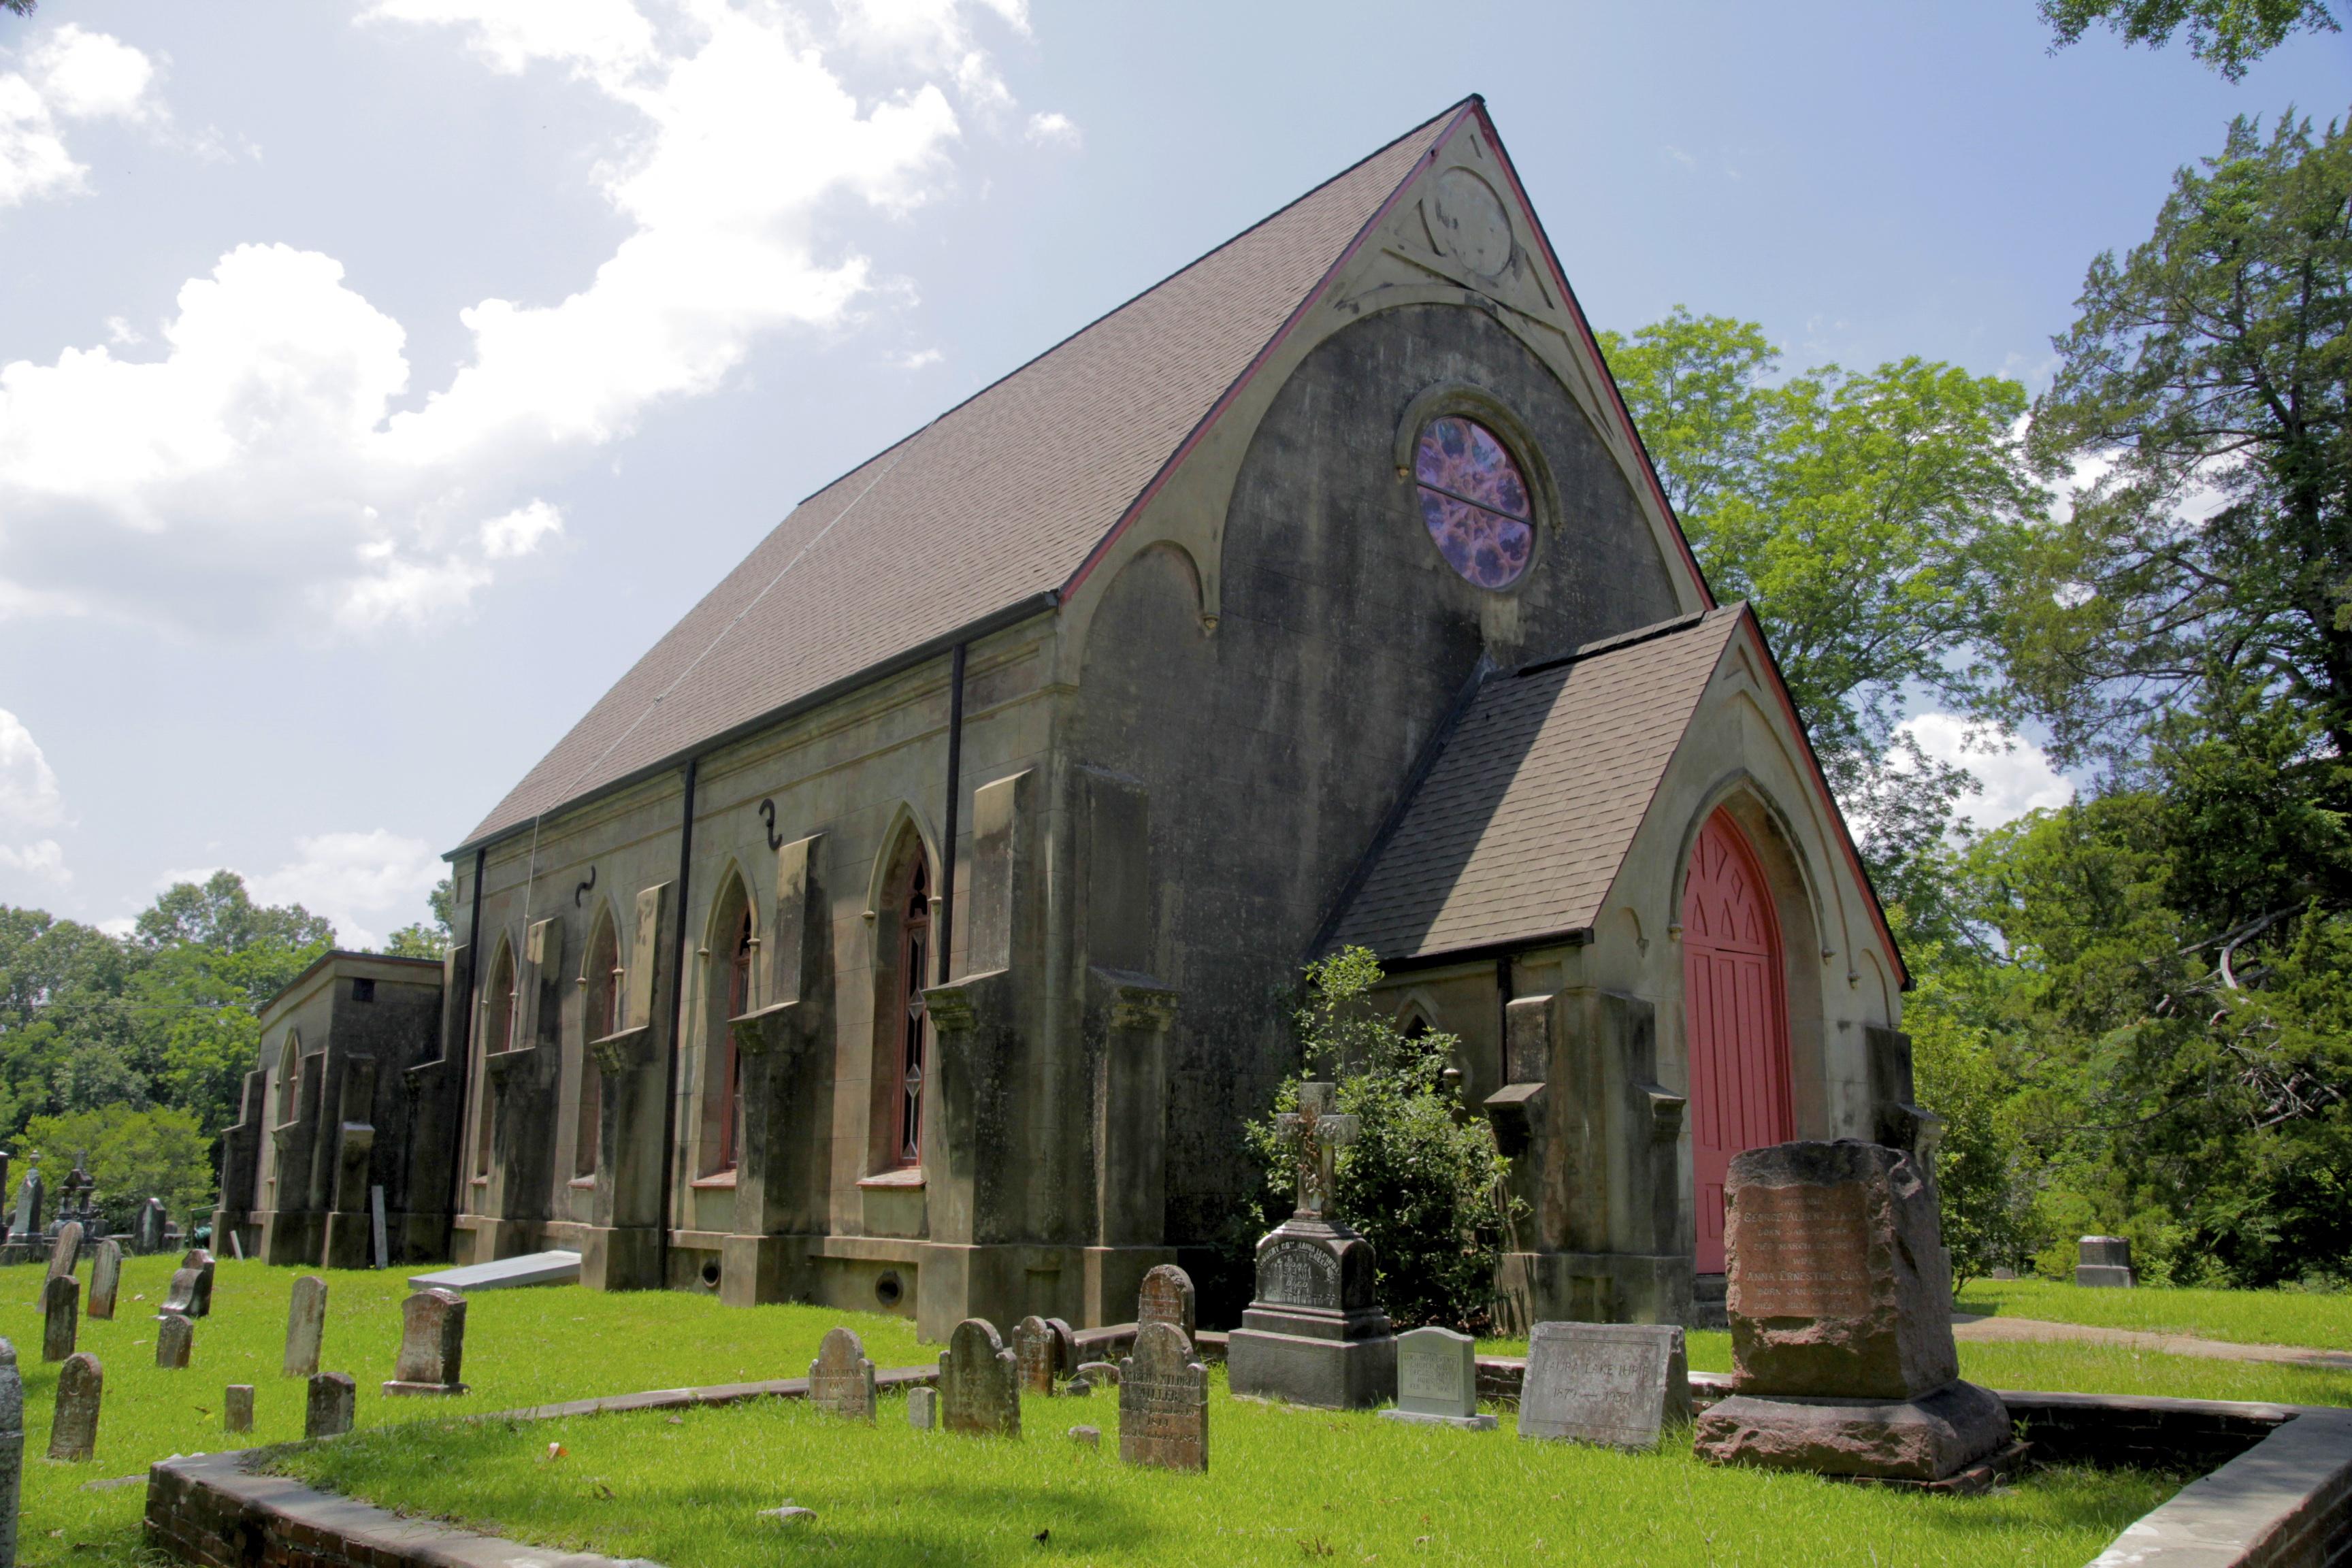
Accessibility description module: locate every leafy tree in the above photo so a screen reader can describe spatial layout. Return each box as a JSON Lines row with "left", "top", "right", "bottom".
{"left": 2040, "top": 0, "right": 2340, "bottom": 80}
{"left": 20, "top": 1103, "right": 214, "bottom": 1235}
{"left": 1241, "top": 949, "right": 1514, "bottom": 1332}
{"left": 382, "top": 875, "right": 457, "bottom": 959}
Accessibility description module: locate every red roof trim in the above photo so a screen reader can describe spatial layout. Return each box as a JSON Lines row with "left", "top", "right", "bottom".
{"left": 1468, "top": 102, "right": 1716, "bottom": 611}
{"left": 1059, "top": 99, "right": 1482, "bottom": 600}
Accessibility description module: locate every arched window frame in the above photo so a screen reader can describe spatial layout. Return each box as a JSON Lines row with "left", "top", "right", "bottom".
{"left": 1391, "top": 381, "right": 1561, "bottom": 596}
{"left": 574, "top": 907, "right": 621, "bottom": 1179}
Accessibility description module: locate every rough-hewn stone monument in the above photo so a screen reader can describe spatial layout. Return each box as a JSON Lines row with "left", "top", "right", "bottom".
{"left": 181, "top": 1249, "right": 216, "bottom": 1318}
{"left": 808, "top": 1326, "right": 875, "bottom": 1420}
{"left": 1693, "top": 1141, "right": 2011, "bottom": 1486}
{"left": 1520, "top": 1322, "right": 1688, "bottom": 1448}
{"left": 382, "top": 1288, "right": 468, "bottom": 1396}
{"left": 0, "top": 1339, "right": 20, "bottom": 1565}
{"left": 155, "top": 1312, "right": 193, "bottom": 1370}
{"left": 159, "top": 1268, "right": 200, "bottom": 1320}
{"left": 2076, "top": 1236, "right": 2135, "bottom": 1289}
{"left": 86, "top": 1239, "right": 120, "bottom": 1322}
{"left": 1381, "top": 1326, "right": 1492, "bottom": 1430}
{"left": 39, "top": 1277, "right": 76, "bottom": 1364}
{"left": 1117, "top": 1321, "right": 1207, "bottom": 1471}
{"left": 938, "top": 1318, "right": 1019, "bottom": 1437}
{"left": 1226, "top": 1083, "right": 1396, "bottom": 1409}
{"left": 284, "top": 1277, "right": 327, "bottom": 1377}
{"left": 306, "top": 1372, "right": 355, "bottom": 1438}
{"left": 47, "top": 1352, "right": 98, "bottom": 1461}
{"left": 225, "top": 1384, "right": 254, "bottom": 1434}
{"left": 1137, "top": 1264, "right": 1196, "bottom": 1339}
{"left": 1013, "top": 1316, "right": 1060, "bottom": 1396}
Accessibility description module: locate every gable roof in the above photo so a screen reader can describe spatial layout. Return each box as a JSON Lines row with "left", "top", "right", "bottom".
{"left": 461, "top": 101, "right": 1481, "bottom": 847}
{"left": 1326, "top": 606, "right": 1747, "bottom": 962}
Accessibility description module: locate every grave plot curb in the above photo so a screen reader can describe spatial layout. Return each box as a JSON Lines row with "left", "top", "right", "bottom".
{"left": 143, "top": 1365, "right": 941, "bottom": 1568}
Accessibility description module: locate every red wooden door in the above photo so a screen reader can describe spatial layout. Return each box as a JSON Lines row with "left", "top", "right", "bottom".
{"left": 1683, "top": 808, "right": 1793, "bottom": 1273}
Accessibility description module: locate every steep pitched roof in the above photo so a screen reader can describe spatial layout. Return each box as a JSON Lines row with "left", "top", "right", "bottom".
{"left": 1326, "top": 606, "right": 1748, "bottom": 962}
{"left": 463, "top": 101, "right": 1475, "bottom": 847}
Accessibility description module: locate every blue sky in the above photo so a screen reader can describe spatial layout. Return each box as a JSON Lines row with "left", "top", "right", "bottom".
{"left": 0, "top": 0, "right": 2343, "bottom": 943}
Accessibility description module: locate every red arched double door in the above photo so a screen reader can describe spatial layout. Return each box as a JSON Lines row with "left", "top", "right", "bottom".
{"left": 1683, "top": 808, "right": 1794, "bottom": 1274}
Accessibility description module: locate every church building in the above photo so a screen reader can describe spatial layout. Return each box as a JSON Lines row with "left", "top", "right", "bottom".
{"left": 220, "top": 97, "right": 1918, "bottom": 1341}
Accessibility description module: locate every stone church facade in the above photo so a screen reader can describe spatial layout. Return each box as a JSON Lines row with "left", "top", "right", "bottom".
{"left": 216, "top": 97, "right": 1916, "bottom": 1340}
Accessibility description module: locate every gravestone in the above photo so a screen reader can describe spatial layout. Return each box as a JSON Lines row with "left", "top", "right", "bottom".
{"left": 1012, "top": 1316, "right": 1059, "bottom": 1396}
{"left": 1693, "top": 1141, "right": 2010, "bottom": 1485}
{"left": 132, "top": 1199, "right": 164, "bottom": 1257}
{"left": 906, "top": 1386, "right": 938, "bottom": 1431}
{"left": 1379, "top": 1326, "right": 1493, "bottom": 1430}
{"left": 159, "top": 1269, "right": 200, "bottom": 1320}
{"left": 86, "top": 1239, "right": 121, "bottom": 1322}
{"left": 306, "top": 1372, "right": 355, "bottom": 1438}
{"left": 808, "top": 1326, "right": 875, "bottom": 1420}
{"left": 1226, "top": 1083, "right": 1396, "bottom": 1409}
{"left": 39, "top": 1222, "right": 83, "bottom": 1307}
{"left": 10, "top": 1171, "right": 40, "bottom": 1250}
{"left": 1518, "top": 1322, "right": 1688, "bottom": 1449}
{"left": 155, "top": 1312, "right": 193, "bottom": 1370}
{"left": 2076, "top": 1236, "right": 2136, "bottom": 1289}
{"left": 382, "top": 1288, "right": 468, "bottom": 1395}
{"left": 1137, "top": 1264, "right": 1196, "bottom": 1339}
{"left": 284, "top": 1277, "right": 328, "bottom": 1377}
{"left": 1117, "top": 1321, "right": 1207, "bottom": 1471}
{"left": 47, "top": 1352, "right": 98, "bottom": 1461}
{"left": 181, "top": 1250, "right": 216, "bottom": 1318}
{"left": 0, "top": 1339, "right": 20, "bottom": 1565}
{"left": 937, "top": 1318, "right": 1019, "bottom": 1437}
{"left": 39, "top": 1277, "right": 76, "bottom": 1364}
{"left": 1075, "top": 1360, "right": 1118, "bottom": 1387}
{"left": 224, "top": 1385, "right": 254, "bottom": 1434}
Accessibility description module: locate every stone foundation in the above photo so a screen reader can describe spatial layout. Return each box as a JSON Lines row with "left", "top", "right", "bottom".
{"left": 1693, "top": 1379, "right": 2010, "bottom": 1482}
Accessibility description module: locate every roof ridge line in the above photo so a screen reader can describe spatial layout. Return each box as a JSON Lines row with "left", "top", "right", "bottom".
{"left": 1509, "top": 604, "right": 1729, "bottom": 679}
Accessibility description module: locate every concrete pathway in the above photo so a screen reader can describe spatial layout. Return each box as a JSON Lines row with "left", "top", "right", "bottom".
{"left": 1950, "top": 1311, "right": 2352, "bottom": 1369}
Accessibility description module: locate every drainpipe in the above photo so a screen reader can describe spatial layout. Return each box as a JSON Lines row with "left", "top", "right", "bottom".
{"left": 446, "top": 847, "right": 487, "bottom": 1224}
{"left": 655, "top": 758, "right": 698, "bottom": 1288}
{"left": 937, "top": 643, "right": 966, "bottom": 985}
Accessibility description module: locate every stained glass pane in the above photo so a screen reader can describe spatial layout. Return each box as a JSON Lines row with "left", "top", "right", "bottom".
{"left": 1415, "top": 417, "right": 1533, "bottom": 589}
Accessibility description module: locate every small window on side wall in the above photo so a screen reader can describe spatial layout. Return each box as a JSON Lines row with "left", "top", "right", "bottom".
{"left": 1414, "top": 415, "right": 1535, "bottom": 589}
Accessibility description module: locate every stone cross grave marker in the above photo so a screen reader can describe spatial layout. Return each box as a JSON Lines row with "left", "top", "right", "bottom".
{"left": 2076, "top": 1235, "right": 2136, "bottom": 1288}
{"left": 383, "top": 1288, "right": 468, "bottom": 1396}
{"left": 155, "top": 1312, "right": 193, "bottom": 1371}
{"left": 0, "top": 1338, "right": 20, "bottom": 1565}
{"left": 224, "top": 1385, "right": 254, "bottom": 1434}
{"left": 1117, "top": 1321, "right": 1207, "bottom": 1471}
{"left": 159, "top": 1269, "right": 200, "bottom": 1320}
{"left": 87, "top": 1239, "right": 121, "bottom": 1322}
{"left": 906, "top": 1386, "right": 937, "bottom": 1431}
{"left": 47, "top": 1352, "right": 98, "bottom": 1461}
{"left": 938, "top": 1318, "right": 1019, "bottom": 1437}
{"left": 284, "top": 1277, "right": 328, "bottom": 1378}
{"left": 1137, "top": 1264, "right": 1195, "bottom": 1339}
{"left": 1013, "top": 1316, "right": 1060, "bottom": 1396}
{"left": 38, "top": 1221, "right": 83, "bottom": 1307}
{"left": 133, "top": 1198, "right": 163, "bottom": 1256}
{"left": 40, "top": 1277, "right": 76, "bottom": 1364}
{"left": 1381, "top": 1326, "right": 1493, "bottom": 1430}
{"left": 306, "top": 1372, "right": 355, "bottom": 1438}
{"left": 181, "top": 1250, "right": 216, "bottom": 1318}
{"left": 1274, "top": 1082, "right": 1359, "bottom": 1218}
{"left": 1518, "top": 1322, "right": 1689, "bottom": 1449}
{"left": 808, "top": 1326, "right": 875, "bottom": 1420}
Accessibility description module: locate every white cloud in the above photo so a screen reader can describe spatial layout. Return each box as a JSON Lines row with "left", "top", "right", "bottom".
{"left": 0, "top": 1, "right": 1030, "bottom": 637}
{"left": 889, "top": 346, "right": 943, "bottom": 370}
{"left": 248, "top": 828, "right": 444, "bottom": 949}
{"left": 0, "top": 840, "right": 67, "bottom": 887}
{"left": 1899, "top": 713, "right": 2075, "bottom": 832}
{"left": 0, "top": 708, "right": 63, "bottom": 829}
{"left": 0, "top": 25, "right": 163, "bottom": 208}
{"left": 1024, "top": 110, "right": 1077, "bottom": 148}
{"left": 94, "top": 915, "right": 134, "bottom": 938}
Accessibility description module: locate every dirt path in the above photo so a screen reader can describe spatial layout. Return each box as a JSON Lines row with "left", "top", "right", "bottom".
{"left": 1950, "top": 1312, "right": 2352, "bottom": 1369}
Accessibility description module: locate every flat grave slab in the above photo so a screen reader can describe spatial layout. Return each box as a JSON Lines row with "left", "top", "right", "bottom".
{"left": 408, "top": 1250, "right": 581, "bottom": 1293}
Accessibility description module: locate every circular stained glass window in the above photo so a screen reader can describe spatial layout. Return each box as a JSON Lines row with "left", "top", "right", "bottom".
{"left": 1415, "top": 416, "right": 1533, "bottom": 589}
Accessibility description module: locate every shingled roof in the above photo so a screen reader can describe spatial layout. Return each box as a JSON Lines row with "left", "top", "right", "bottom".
{"left": 1326, "top": 606, "right": 1748, "bottom": 962}
{"left": 463, "top": 100, "right": 1477, "bottom": 847}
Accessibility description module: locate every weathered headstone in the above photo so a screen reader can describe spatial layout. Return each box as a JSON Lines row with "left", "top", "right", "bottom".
{"left": 2076, "top": 1235, "right": 2136, "bottom": 1289}
{"left": 305, "top": 1372, "right": 355, "bottom": 1438}
{"left": 224, "top": 1385, "right": 254, "bottom": 1434}
{"left": 937, "top": 1318, "right": 1019, "bottom": 1437}
{"left": 132, "top": 1199, "right": 164, "bottom": 1257}
{"left": 1693, "top": 1141, "right": 2010, "bottom": 1485}
{"left": 10, "top": 1171, "right": 40, "bottom": 1250}
{"left": 906, "top": 1386, "right": 937, "bottom": 1431}
{"left": 1518, "top": 1322, "right": 1688, "bottom": 1448}
{"left": 382, "top": 1288, "right": 468, "bottom": 1396}
{"left": 159, "top": 1268, "right": 200, "bottom": 1320}
{"left": 284, "top": 1277, "right": 328, "bottom": 1378}
{"left": 154, "top": 1312, "right": 193, "bottom": 1371}
{"left": 1068, "top": 1424, "right": 1100, "bottom": 1449}
{"left": 1075, "top": 1360, "right": 1119, "bottom": 1388}
{"left": 1012, "top": 1316, "right": 1059, "bottom": 1396}
{"left": 1226, "top": 1085, "right": 1396, "bottom": 1409}
{"left": 180, "top": 1250, "right": 216, "bottom": 1318}
{"left": 1117, "top": 1321, "right": 1207, "bottom": 1471}
{"left": 0, "top": 1339, "right": 21, "bottom": 1565}
{"left": 38, "top": 1222, "right": 83, "bottom": 1308}
{"left": 46, "top": 1352, "right": 98, "bottom": 1461}
{"left": 1380, "top": 1326, "right": 1493, "bottom": 1430}
{"left": 808, "top": 1326, "right": 875, "bottom": 1420}
{"left": 86, "top": 1239, "right": 121, "bottom": 1322}
{"left": 39, "top": 1277, "right": 76, "bottom": 1364}
{"left": 1137, "top": 1264, "right": 1196, "bottom": 1339}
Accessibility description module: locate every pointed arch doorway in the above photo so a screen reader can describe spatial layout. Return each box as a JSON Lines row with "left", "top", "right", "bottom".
{"left": 1683, "top": 807, "right": 1794, "bottom": 1275}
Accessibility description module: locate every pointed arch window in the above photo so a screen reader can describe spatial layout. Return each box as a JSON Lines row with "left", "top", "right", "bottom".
{"left": 891, "top": 859, "right": 931, "bottom": 1169}
{"left": 576, "top": 915, "right": 620, "bottom": 1178}
{"left": 273, "top": 1033, "right": 302, "bottom": 1126}
{"left": 475, "top": 942, "right": 515, "bottom": 1181}
{"left": 717, "top": 906, "right": 750, "bottom": 1172}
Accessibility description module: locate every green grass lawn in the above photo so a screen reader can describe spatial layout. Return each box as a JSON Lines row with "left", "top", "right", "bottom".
{"left": 1952, "top": 1277, "right": 2352, "bottom": 1351}
{"left": 276, "top": 1376, "right": 2178, "bottom": 1568}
